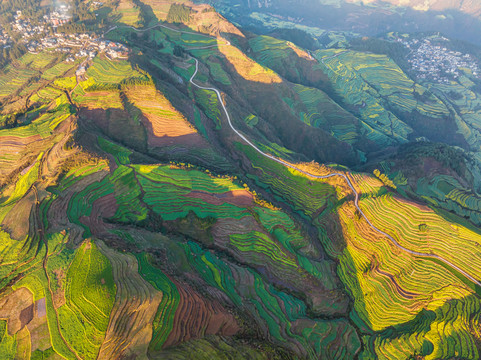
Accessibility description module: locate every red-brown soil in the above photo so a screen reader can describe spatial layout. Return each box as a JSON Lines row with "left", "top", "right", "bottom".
{"left": 184, "top": 189, "right": 253, "bottom": 207}
{"left": 0, "top": 287, "right": 34, "bottom": 336}
{"left": 162, "top": 279, "right": 240, "bottom": 348}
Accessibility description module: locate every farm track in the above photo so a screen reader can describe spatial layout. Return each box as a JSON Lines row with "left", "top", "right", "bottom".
{"left": 105, "top": 23, "right": 481, "bottom": 287}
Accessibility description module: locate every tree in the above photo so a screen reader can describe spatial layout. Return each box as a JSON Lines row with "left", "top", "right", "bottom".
{"left": 173, "top": 45, "right": 185, "bottom": 57}
{"left": 166, "top": 4, "right": 192, "bottom": 24}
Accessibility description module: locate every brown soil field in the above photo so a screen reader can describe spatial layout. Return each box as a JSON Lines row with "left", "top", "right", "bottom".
{"left": 124, "top": 85, "right": 206, "bottom": 148}
{"left": 185, "top": 189, "right": 253, "bottom": 207}
{"left": 0, "top": 287, "right": 34, "bottom": 336}
{"left": 162, "top": 278, "right": 240, "bottom": 348}
{"left": 97, "top": 241, "right": 163, "bottom": 360}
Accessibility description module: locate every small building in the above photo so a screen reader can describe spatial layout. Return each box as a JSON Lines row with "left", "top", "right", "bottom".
{"left": 76, "top": 66, "right": 86, "bottom": 75}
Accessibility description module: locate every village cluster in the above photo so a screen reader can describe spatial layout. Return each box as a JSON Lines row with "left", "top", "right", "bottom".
{"left": 397, "top": 36, "right": 480, "bottom": 83}
{"left": 1, "top": 5, "right": 128, "bottom": 60}
{"left": 28, "top": 34, "right": 129, "bottom": 61}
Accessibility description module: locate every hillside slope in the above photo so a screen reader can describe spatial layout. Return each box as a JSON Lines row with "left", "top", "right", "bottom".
{"left": 347, "top": 0, "right": 481, "bottom": 17}
{"left": 1, "top": 1, "right": 481, "bottom": 359}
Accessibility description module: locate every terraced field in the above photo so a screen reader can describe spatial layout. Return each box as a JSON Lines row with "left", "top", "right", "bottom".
{"left": 0, "top": 64, "right": 38, "bottom": 98}
{"left": 85, "top": 57, "right": 149, "bottom": 85}
{"left": 236, "top": 143, "right": 338, "bottom": 217}
{"left": 18, "top": 52, "right": 59, "bottom": 70}
{"left": 58, "top": 240, "right": 116, "bottom": 359}
{"left": 48, "top": 125, "right": 355, "bottom": 356}
{"left": 0, "top": 52, "right": 72, "bottom": 101}
{"left": 313, "top": 50, "right": 413, "bottom": 145}
{"left": 207, "top": 57, "right": 231, "bottom": 85}
{"left": 113, "top": 0, "right": 141, "bottom": 26}
{"left": 289, "top": 83, "right": 362, "bottom": 144}
{"left": 193, "top": 88, "right": 221, "bottom": 129}
{"left": 0, "top": 100, "right": 74, "bottom": 183}
{"left": 313, "top": 175, "right": 481, "bottom": 359}
{"left": 42, "top": 61, "right": 79, "bottom": 81}
{"left": 218, "top": 43, "right": 282, "bottom": 84}
{"left": 73, "top": 89, "right": 124, "bottom": 110}
{"left": 2, "top": 6, "right": 481, "bottom": 360}
{"left": 359, "top": 193, "right": 481, "bottom": 278}
{"left": 124, "top": 85, "right": 200, "bottom": 145}
{"left": 180, "top": 241, "right": 359, "bottom": 358}
{"left": 249, "top": 35, "right": 311, "bottom": 70}
{"left": 192, "top": 35, "right": 481, "bottom": 359}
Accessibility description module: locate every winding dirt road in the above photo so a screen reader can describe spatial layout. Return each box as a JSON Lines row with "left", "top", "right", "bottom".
{"left": 188, "top": 57, "right": 481, "bottom": 288}
{"left": 105, "top": 22, "right": 481, "bottom": 287}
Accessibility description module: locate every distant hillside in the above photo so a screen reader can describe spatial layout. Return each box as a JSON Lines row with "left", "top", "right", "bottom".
{"left": 346, "top": 0, "right": 481, "bottom": 17}
{"left": 215, "top": 0, "right": 481, "bottom": 46}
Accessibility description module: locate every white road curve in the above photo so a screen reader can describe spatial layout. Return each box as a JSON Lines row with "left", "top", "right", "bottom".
{"left": 106, "top": 22, "right": 481, "bottom": 287}
{"left": 188, "top": 57, "right": 481, "bottom": 288}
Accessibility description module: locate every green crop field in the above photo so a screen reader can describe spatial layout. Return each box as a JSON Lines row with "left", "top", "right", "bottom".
{"left": 60, "top": 240, "right": 115, "bottom": 359}
{"left": 248, "top": 35, "right": 306, "bottom": 72}
{"left": 313, "top": 50, "right": 439, "bottom": 146}
{"left": 41, "top": 60, "right": 78, "bottom": 81}
{"left": 429, "top": 78, "right": 481, "bottom": 153}
{"left": 109, "top": 166, "right": 149, "bottom": 224}
{"left": 86, "top": 57, "right": 148, "bottom": 84}
{"left": 179, "top": 32, "right": 216, "bottom": 47}
{"left": 0, "top": 320, "right": 16, "bottom": 358}
{"left": 136, "top": 253, "right": 180, "bottom": 351}
{"left": 0, "top": 104, "right": 72, "bottom": 141}
{"left": 193, "top": 88, "right": 221, "bottom": 129}
{"left": 18, "top": 52, "right": 59, "bottom": 70}
{"left": 73, "top": 89, "right": 124, "bottom": 109}
{"left": 115, "top": 7, "right": 141, "bottom": 26}
{"left": 289, "top": 83, "right": 361, "bottom": 144}
{"left": 0, "top": 64, "right": 38, "bottom": 98}
{"left": 134, "top": 165, "right": 246, "bottom": 220}
{"left": 207, "top": 58, "right": 231, "bottom": 85}
{"left": 236, "top": 143, "right": 336, "bottom": 216}
{"left": 67, "top": 175, "right": 114, "bottom": 237}
{"left": 411, "top": 174, "right": 481, "bottom": 225}
{"left": 179, "top": 241, "right": 360, "bottom": 358}
{"left": 97, "top": 136, "right": 132, "bottom": 165}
